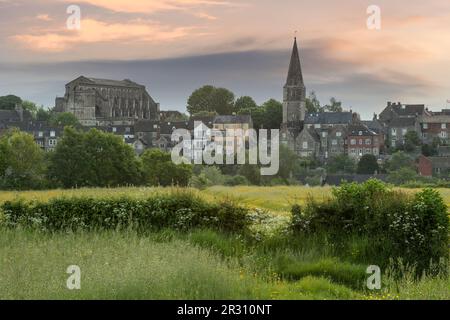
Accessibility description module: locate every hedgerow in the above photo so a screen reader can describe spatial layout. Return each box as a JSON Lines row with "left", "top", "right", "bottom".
{"left": 291, "top": 179, "right": 449, "bottom": 274}
{"left": 0, "top": 191, "right": 250, "bottom": 233}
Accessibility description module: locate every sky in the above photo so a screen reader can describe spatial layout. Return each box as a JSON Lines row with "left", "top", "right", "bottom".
{"left": 1, "top": 0, "right": 450, "bottom": 119}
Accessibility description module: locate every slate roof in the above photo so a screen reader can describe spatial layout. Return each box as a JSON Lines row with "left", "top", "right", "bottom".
{"left": 347, "top": 123, "right": 377, "bottom": 136}
{"left": 160, "top": 121, "right": 189, "bottom": 135}
{"left": 0, "top": 110, "right": 21, "bottom": 122}
{"left": 305, "top": 112, "right": 353, "bottom": 125}
{"left": 134, "top": 120, "right": 160, "bottom": 132}
{"left": 69, "top": 76, "right": 144, "bottom": 88}
{"left": 389, "top": 117, "right": 417, "bottom": 127}
{"left": 213, "top": 115, "right": 252, "bottom": 124}
{"left": 429, "top": 157, "right": 450, "bottom": 168}
{"left": 392, "top": 104, "right": 426, "bottom": 117}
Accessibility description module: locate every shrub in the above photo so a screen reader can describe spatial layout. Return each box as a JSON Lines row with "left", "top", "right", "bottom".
{"left": 0, "top": 191, "right": 251, "bottom": 233}
{"left": 224, "top": 175, "right": 249, "bottom": 186}
{"left": 290, "top": 179, "right": 449, "bottom": 274}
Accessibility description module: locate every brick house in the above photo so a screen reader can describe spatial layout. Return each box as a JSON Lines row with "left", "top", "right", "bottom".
{"left": 418, "top": 155, "right": 450, "bottom": 177}
{"left": 346, "top": 123, "right": 381, "bottom": 160}
{"left": 419, "top": 114, "right": 450, "bottom": 145}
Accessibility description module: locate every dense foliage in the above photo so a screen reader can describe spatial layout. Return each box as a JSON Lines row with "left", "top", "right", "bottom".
{"left": 291, "top": 180, "right": 449, "bottom": 274}
{"left": 1, "top": 191, "right": 250, "bottom": 233}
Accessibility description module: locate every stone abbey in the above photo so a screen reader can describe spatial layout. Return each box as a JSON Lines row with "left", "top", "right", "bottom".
{"left": 55, "top": 76, "right": 160, "bottom": 126}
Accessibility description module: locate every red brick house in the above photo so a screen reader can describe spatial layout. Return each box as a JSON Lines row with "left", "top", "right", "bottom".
{"left": 418, "top": 155, "right": 450, "bottom": 177}
{"left": 346, "top": 123, "right": 382, "bottom": 160}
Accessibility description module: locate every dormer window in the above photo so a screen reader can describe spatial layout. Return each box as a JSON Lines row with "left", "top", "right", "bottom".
{"left": 50, "top": 131, "right": 56, "bottom": 137}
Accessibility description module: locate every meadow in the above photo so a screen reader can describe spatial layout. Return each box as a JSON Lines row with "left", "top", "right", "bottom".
{"left": 0, "top": 186, "right": 449, "bottom": 300}
{"left": 1, "top": 185, "right": 449, "bottom": 215}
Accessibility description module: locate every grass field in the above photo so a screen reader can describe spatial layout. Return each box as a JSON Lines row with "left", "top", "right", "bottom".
{"left": 0, "top": 185, "right": 449, "bottom": 300}
{"left": 1, "top": 185, "right": 449, "bottom": 215}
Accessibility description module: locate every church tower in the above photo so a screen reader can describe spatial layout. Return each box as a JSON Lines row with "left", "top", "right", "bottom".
{"left": 283, "top": 37, "right": 306, "bottom": 124}
{"left": 281, "top": 37, "right": 306, "bottom": 151}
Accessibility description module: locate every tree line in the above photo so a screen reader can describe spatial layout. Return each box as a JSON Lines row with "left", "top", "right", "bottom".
{"left": 0, "top": 127, "right": 192, "bottom": 190}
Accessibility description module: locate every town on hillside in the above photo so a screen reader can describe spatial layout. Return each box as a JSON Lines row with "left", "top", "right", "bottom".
{"left": 1, "top": 38, "right": 449, "bottom": 184}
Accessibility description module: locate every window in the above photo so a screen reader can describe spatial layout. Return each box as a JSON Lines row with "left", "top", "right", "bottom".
{"left": 423, "top": 123, "right": 428, "bottom": 129}
{"left": 38, "top": 131, "right": 43, "bottom": 138}
{"left": 442, "top": 123, "right": 447, "bottom": 129}
{"left": 314, "top": 124, "right": 321, "bottom": 129}
{"left": 322, "top": 132, "right": 327, "bottom": 138}
{"left": 441, "top": 131, "right": 448, "bottom": 138}
{"left": 358, "top": 131, "right": 363, "bottom": 136}
{"left": 365, "top": 139, "right": 371, "bottom": 145}
{"left": 392, "top": 128, "right": 397, "bottom": 135}
{"left": 302, "top": 141, "right": 308, "bottom": 149}
{"left": 50, "top": 131, "right": 56, "bottom": 138}
{"left": 112, "top": 127, "right": 117, "bottom": 133}
{"left": 336, "top": 131, "right": 342, "bottom": 137}
{"left": 391, "top": 140, "right": 396, "bottom": 147}
{"left": 48, "top": 139, "right": 57, "bottom": 146}
{"left": 402, "top": 128, "right": 407, "bottom": 136}
{"left": 359, "top": 139, "right": 363, "bottom": 145}
{"left": 350, "top": 139, "right": 356, "bottom": 145}
{"left": 332, "top": 139, "right": 337, "bottom": 146}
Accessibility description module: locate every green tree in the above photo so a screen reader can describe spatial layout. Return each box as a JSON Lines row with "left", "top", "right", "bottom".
{"left": 36, "top": 107, "right": 52, "bottom": 122}
{"left": 141, "top": 149, "right": 192, "bottom": 187}
{"left": 187, "top": 85, "right": 235, "bottom": 115}
{"left": 50, "top": 112, "right": 80, "bottom": 127}
{"left": 277, "top": 144, "right": 302, "bottom": 180}
{"left": 0, "top": 129, "right": 46, "bottom": 189}
{"left": 22, "top": 100, "right": 38, "bottom": 116}
{"left": 387, "top": 167, "right": 419, "bottom": 185}
{"left": 404, "top": 131, "right": 421, "bottom": 152}
{"left": 48, "top": 127, "right": 141, "bottom": 188}
{"left": 326, "top": 154, "right": 356, "bottom": 174}
{"left": 238, "top": 106, "right": 265, "bottom": 130}
{"left": 262, "top": 99, "right": 283, "bottom": 129}
{"left": 385, "top": 151, "right": 415, "bottom": 172}
{"left": 235, "top": 96, "right": 257, "bottom": 113}
{"left": 238, "top": 164, "right": 261, "bottom": 185}
{"left": 324, "top": 97, "right": 343, "bottom": 112}
{"left": 0, "top": 95, "right": 22, "bottom": 110}
{"left": 305, "top": 91, "right": 322, "bottom": 113}
{"left": 357, "top": 154, "right": 380, "bottom": 174}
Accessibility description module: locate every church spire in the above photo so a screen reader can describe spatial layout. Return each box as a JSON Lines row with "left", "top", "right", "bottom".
{"left": 286, "top": 37, "right": 304, "bottom": 87}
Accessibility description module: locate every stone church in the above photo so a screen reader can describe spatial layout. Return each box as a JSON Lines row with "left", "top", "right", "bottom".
{"left": 281, "top": 38, "right": 307, "bottom": 154}
{"left": 55, "top": 76, "right": 160, "bottom": 126}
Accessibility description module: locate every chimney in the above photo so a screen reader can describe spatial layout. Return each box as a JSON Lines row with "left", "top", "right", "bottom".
{"left": 387, "top": 101, "right": 392, "bottom": 107}
{"left": 373, "top": 113, "right": 377, "bottom": 120}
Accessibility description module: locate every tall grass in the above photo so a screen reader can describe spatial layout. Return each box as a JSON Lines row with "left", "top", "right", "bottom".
{"left": 0, "top": 229, "right": 362, "bottom": 300}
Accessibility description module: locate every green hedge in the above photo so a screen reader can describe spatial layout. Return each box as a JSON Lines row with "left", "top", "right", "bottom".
{"left": 291, "top": 179, "right": 449, "bottom": 274}
{"left": 0, "top": 192, "right": 250, "bottom": 233}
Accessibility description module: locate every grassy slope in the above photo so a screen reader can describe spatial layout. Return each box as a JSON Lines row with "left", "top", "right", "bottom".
{"left": 0, "top": 186, "right": 448, "bottom": 300}
{"left": 0, "top": 229, "right": 358, "bottom": 300}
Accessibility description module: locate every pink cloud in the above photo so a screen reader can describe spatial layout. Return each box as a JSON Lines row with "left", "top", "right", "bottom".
{"left": 12, "top": 19, "right": 195, "bottom": 52}
{"left": 59, "top": 0, "right": 233, "bottom": 13}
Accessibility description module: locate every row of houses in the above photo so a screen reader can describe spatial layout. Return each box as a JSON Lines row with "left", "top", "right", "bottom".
{"left": 0, "top": 105, "right": 253, "bottom": 156}
{"left": 1, "top": 101, "right": 449, "bottom": 177}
